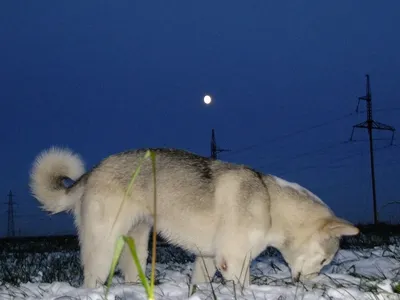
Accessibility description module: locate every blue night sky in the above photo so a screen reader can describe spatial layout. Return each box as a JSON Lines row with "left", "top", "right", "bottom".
{"left": 0, "top": 1, "right": 399, "bottom": 237}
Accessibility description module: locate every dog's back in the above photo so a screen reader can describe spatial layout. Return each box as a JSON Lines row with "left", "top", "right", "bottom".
{"left": 86, "top": 148, "right": 270, "bottom": 253}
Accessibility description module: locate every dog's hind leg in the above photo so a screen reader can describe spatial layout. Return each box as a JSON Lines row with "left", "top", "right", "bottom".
{"left": 79, "top": 193, "right": 133, "bottom": 289}
{"left": 119, "top": 221, "right": 152, "bottom": 284}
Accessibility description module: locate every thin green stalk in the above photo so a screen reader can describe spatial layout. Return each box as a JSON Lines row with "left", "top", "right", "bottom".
{"left": 149, "top": 151, "right": 157, "bottom": 293}
{"left": 105, "top": 150, "right": 157, "bottom": 300}
{"left": 124, "top": 236, "right": 151, "bottom": 295}
{"left": 111, "top": 150, "right": 152, "bottom": 232}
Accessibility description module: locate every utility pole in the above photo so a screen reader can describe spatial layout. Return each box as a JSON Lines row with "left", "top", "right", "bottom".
{"left": 210, "top": 128, "right": 230, "bottom": 159}
{"left": 6, "top": 190, "right": 15, "bottom": 237}
{"left": 350, "top": 74, "right": 396, "bottom": 225}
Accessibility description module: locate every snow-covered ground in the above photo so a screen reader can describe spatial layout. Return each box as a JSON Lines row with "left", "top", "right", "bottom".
{"left": 1, "top": 245, "right": 400, "bottom": 300}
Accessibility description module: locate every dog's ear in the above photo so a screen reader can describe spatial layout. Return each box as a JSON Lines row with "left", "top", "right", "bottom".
{"left": 321, "top": 217, "right": 359, "bottom": 237}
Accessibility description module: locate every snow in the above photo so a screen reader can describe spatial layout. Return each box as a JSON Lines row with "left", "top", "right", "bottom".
{"left": 1, "top": 244, "right": 400, "bottom": 299}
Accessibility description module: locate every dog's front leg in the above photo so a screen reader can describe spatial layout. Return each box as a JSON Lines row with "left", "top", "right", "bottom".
{"left": 191, "top": 255, "right": 217, "bottom": 285}
{"left": 213, "top": 226, "right": 252, "bottom": 289}
{"left": 214, "top": 251, "right": 251, "bottom": 289}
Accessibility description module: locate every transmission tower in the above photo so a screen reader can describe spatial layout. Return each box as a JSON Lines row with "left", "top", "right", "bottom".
{"left": 210, "top": 128, "right": 230, "bottom": 159}
{"left": 350, "top": 74, "right": 396, "bottom": 225}
{"left": 6, "top": 190, "right": 15, "bottom": 237}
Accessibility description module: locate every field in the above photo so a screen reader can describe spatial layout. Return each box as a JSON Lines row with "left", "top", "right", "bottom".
{"left": 1, "top": 223, "right": 400, "bottom": 300}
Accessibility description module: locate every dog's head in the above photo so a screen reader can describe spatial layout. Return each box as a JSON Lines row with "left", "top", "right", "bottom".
{"left": 280, "top": 217, "right": 359, "bottom": 283}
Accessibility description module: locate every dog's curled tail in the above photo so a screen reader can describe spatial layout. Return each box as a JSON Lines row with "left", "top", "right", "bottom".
{"left": 29, "top": 147, "right": 85, "bottom": 214}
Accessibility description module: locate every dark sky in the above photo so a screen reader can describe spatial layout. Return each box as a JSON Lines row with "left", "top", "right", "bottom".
{"left": 1, "top": 1, "right": 399, "bottom": 237}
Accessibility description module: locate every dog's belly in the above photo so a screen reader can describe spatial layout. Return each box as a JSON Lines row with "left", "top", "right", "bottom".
{"left": 156, "top": 213, "right": 218, "bottom": 256}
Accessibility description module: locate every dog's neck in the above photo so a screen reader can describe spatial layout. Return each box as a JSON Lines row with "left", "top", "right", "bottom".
{"left": 264, "top": 177, "right": 333, "bottom": 250}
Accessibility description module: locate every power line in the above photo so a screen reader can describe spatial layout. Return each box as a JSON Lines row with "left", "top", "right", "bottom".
{"left": 14, "top": 213, "right": 53, "bottom": 218}
{"left": 349, "top": 74, "right": 396, "bottom": 225}
{"left": 224, "top": 112, "right": 355, "bottom": 158}
{"left": 255, "top": 137, "right": 395, "bottom": 174}
{"left": 358, "top": 107, "right": 400, "bottom": 114}
{"left": 311, "top": 149, "right": 400, "bottom": 196}
{"left": 259, "top": 142, "right": 397, "bottom": 178}
{"left": 224, "top": 104, "right": 398, "bottom": 160}
{"left": 326, "top": 143, "right": 397, "bottom": 168}
{"left": 257, "top": 140, "right": 350, "bottom": 170}
{"left": 346, "top": 138, "right": 394, "bottom": 143}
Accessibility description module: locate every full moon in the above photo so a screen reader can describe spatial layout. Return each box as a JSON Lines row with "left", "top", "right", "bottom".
{"left": 204, "top": 95, "right": 212, "bottom": 104}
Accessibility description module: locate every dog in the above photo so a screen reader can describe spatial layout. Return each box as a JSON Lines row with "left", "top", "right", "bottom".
{"left": 29, "top": 147, "right": 359, "bottom": 289}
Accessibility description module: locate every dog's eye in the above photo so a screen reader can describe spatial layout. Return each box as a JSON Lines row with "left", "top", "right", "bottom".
{"left": 320, "top": 259, "right": 326, "bottom": 265}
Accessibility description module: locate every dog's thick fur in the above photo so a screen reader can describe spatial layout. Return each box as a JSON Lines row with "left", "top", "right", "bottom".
{"left": 29, "top": 147, "right": 359, "bottom": 289}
